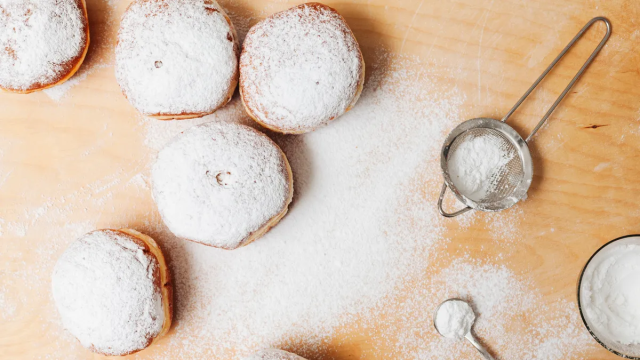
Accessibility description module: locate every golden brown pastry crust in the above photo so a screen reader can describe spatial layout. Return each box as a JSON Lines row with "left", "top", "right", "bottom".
{"left": 0, "top": 0, "right": 90, "bottom": 94}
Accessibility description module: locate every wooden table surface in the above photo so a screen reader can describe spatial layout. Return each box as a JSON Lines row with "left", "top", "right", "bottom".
{"left": 2, "top": 0, "right": 640, "bottom": 359}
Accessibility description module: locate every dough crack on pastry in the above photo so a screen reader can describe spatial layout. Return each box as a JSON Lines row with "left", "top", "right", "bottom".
{"left": 51, "top": 229, "right": 172, "bottom": 356}
{"left": 151, "top": 122, "right": 293, "bottom": 249}
{"left": 240, "top": 2, "right": 365, "bottom": 134}
{"left": 116, "top": 0, "right": 238, "bottom": 119}
{"left": 0, "top": 0, "right": 88, "bottom": 92}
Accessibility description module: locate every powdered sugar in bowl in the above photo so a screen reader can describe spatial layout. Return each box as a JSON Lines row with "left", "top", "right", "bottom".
{"left": 578, "top": 235, "right": 640, "bottom": 358}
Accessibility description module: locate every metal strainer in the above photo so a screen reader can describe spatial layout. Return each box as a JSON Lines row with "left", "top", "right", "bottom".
{"left": 438, "top": 17, "right": 611, "bottom": 217}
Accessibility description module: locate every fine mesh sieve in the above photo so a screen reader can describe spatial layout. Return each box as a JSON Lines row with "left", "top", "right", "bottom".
{"left": 446, "top": 125, "right": 524, "bottom": 203}
{"left": 438, "top": 17, "right": 611, "bottom": 217}
{"left": 440, "top": 117, "right": 532, "bottom": 214}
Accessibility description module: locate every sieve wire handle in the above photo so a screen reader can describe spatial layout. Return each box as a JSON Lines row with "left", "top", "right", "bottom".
{"left": 501, "top": 17, "right": 612, "bottom": 142}
{"left": 437, "top": 183, "right": 472, "bottom": 217}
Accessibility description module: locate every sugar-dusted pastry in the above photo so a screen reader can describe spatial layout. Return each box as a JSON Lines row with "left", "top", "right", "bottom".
{"left": 151, "top": 122, "right": 293, "bottom": 249}
{"left": 52, "top": 229, "right": 172, "bottom": 356}
{"left": 116, "top": 0, "right": 239, "bottom": 119}
{"left": 240, "top": 2, "right": 365, "bottom": 134}
{"left": 0, "top": 0, "right": 90, "bottom": 93}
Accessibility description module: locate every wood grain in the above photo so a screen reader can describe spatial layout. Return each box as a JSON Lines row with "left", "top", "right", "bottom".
{"left": 1, "top": 0, "right": 639, "bottom": 359}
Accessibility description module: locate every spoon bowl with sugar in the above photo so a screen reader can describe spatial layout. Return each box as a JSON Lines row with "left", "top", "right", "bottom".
{"left": 434, "top": 299, "right": 495, "bottom": 360}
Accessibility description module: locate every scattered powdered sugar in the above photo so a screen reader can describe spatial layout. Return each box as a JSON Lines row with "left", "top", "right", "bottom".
{"left": 103, "top": 0, "right": 120, "bottom": 11}
{"left": 484, "top": 207, "right": 524, "bottom": 243}
{"left": 244, "top": 349, "right": 307, "bottom": 360}
{"left": 116, "top": 0, "right": 238, "bottom": 116}
{"left": 434, "top": 299, "right": 475, "bottom": 339}
{"left": 451, "top": 204, "right": 524, "bottom": 247}
{"left": 3, "top": 219, "right": 26, "bottom": 237}
{"left": 448, "top": 134, "right": 516, "bottom": 201}
{"left": 43, "top": 69, "right": 91, "bottom": 102}
{"left": 151, "top": 122, "right": 291, "bottom": 249}
{"left": 0, "top": 288, "right": 17, "bottom": 320}
{"left": 0, "top": 0, "right": 86, "bottom": 91}
{"left": 51, "top": 230, "right": 164, "bottom": 356}
{"left": 240, "top": 3, "right": 363, "bottom": 133}
{"left": 44, "top": 63, "right": 110, "bottom": 102}
{"left": 580, "top": 237, "right": 640, "bottom": 346}
{"left": 129, "top": 52, "right": 461, "bottom": 358}
{"left": 0, "top": 167, "right": 139, "bottom": 349}
{"left": 139, "top": 89, "right": 256, "bottom": 151}
{"left": 365, "top": 259, "right": 594, "bottom": 360}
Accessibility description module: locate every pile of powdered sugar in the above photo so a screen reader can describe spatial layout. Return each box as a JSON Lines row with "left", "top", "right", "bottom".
{"left": 0, "top": 0, "right": 86, "bottom": 90}
{"left": 447, "top": 134, "right": 516, "bottom": 201}
{"left": 580, "top": 237, "right": 640, "bottom": 346}
{"left": 51, "top": 230, "right": 164, "bottom": 356}
{"left": 434, "top": 299, "right": 475, "bottom": 339}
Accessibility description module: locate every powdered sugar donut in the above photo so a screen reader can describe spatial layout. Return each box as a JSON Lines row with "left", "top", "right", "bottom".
{"left": 116, "top": 0, "right": 239, "bottom": 119}
{"left": 0, "top": 0, "right": 90, "bottom": 93}
{"left": 240, "top": 2, "right": 365, "bottom": 134}
{"left": 244, "top": 349, "right": 307, "bottom": 360}
{"left": 151, "top": 122, "right": 293, "bottom": 249}
{"left": 52, "top": 229, "right": 172, "bottom": 356}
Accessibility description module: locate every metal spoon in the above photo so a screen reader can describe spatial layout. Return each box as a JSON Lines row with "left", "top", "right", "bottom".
{"left": 433, "top": 299, "right": 495, "bottom": 360}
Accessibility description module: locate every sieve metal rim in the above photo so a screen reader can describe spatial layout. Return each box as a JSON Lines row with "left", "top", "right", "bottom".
{"left": 440, "top": 117, "right": 533, "bottom": 212}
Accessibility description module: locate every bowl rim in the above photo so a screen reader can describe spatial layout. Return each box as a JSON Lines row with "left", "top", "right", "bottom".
{"left": 577, "top": 234, "right": 640, "bottom": 359}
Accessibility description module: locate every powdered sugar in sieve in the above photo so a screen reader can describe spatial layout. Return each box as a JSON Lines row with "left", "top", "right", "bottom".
{"left": 447, "top": 130, "right": 519, "bottom": 202}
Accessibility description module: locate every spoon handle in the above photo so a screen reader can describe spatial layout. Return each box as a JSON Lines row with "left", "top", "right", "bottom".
{"left": 464, "top": 332, "right": 496, "bottom": 360}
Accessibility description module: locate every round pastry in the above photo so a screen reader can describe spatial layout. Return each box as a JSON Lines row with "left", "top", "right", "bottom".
{"left": 151, "top": 121, "right": 293, "bottom": 249}
{"left": 244, "top": 349, "right": 307, "bottom": 360}
{"left": 116, "top": 0, "right": 239, "bottom": 119}
{"left": 51, "top": 229, "right": 172, "bottom": 356}
{"left": 239, "top": 2, "right": 365, "bottom": 134}
{"left": 0, "top": 0, "right": 90, "bottom": 93}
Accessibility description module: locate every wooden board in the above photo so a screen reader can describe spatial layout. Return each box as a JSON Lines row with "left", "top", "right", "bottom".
{"left": 2, "top": 0, "right": 640, "bottom": 359}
